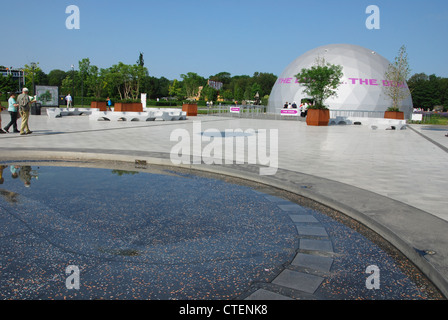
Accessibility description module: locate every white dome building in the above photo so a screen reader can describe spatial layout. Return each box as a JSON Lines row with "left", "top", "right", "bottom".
{"left": 268, "top": 44, "right": 413, "bottom": 118}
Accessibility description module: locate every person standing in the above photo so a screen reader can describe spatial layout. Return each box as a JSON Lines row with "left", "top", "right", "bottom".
{"left": 65, "top": 93, "right": 72, "bottom": 108}
{"left": 0, "top": 92, "right": 6, "bottom": 134}
{"left": 106, "top": 97, "right": 112, "bottom": 111}
{"left": 4, "top": 92, "right": 20, "bottom": 133}
{"left": 17, "top": 88, "right": 33, "bottom": 135}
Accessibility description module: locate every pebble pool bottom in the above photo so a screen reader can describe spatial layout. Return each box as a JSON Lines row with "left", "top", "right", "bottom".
{"left": 0, "top": 164, "right": 441, "bottom": 300}
{"left": 0, "top": 165, "right": 298, "bottom": 300}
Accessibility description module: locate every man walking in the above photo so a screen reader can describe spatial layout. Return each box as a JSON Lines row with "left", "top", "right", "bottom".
{"left": 17, "top": 88, "right": 33, "bottom": 135}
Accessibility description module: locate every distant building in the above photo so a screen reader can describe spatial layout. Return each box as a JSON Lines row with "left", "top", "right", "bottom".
{"left": 0, "top": 68, "right": 25, "bottom": 92}
{"left": 208, "top": 79, "right": 223, "bottom": 91}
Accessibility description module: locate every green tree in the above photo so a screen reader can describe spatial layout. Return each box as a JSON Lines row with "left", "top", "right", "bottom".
{"left": 169, "top": 78, "right": 184, "bottom": 99}
{"left": 295, "top": 57, "right": 343, "bottom": 109}
{"left": 103, "top": 62, "right": 148, "bottom": 100}
{"left": 234, "top": 86, "right": 244, "bottom": 102}
{"left": 407, "top": 73, "right": 447, "bottom": 110}
{"left": 252, "top": 72, "right": 277, "bottom": 97}
{"left": 251, "top": 83, "right": 262, "bottom": 100}
{"left": 439, "top": 78, "right": 448, "bottom": 110}
{"left": 201, "top": 85, "right": 218, "bottom": 101}
{"left": 137, "top": 52, "right": 145, "bottom": 67}
{"left": 230, "top": 75, "right": 251, "bottom": 102}
{"left": 0, "top": 74, "right": 18, "bottom": 93}
{"left": 383, "top": 45, "right": 412, "bottom": 111}
{"left": 144, "top": 76, "right": 171, "bottom": 99}
{"left": 220, "top": 89, "right": 233, "bottom": 101}
{"left": 47, "top": 69, "right": 67, "bottom": 87}
{"left": 23, "top": 62, "right": 43, "bottom": 94}
{"left": 180, "top": 72, "right": 206, "bottom": 100}
{"left": 209, "top": 72, "right": 231, "bottom": 86}
{"left": 86, "top": 65, "right": 104, "bottom": 99}
{"left": 157, "top": 77, "right": 171, "bottom": 98}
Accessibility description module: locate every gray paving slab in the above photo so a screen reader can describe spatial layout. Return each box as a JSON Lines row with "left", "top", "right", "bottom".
{"left": 261, "top": 195, "right": 292, "bottom": 204}
{"left": 299, "top": 239, "right": 334, "bottom": 253}
{"left": 291, "top": 253, "right": 334, "bottom": 273}
{"left": 289, "top": 214, "right": 319, "bottom": 223}
{"left": 277, "top": 204, "right": 309, "bottom": 214}
{"left": 295, "top": 225, "right": 328, "bottom": 237}
{"left": 272, "top": 269, "right": 324, "bottom": 294}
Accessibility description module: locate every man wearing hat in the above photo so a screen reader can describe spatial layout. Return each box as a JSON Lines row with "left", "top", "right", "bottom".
{"left": 17, "top": 88, "right": 33, "bottom": 135}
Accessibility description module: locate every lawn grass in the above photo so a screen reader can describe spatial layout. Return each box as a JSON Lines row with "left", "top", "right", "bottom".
{"left": 409, "top": 114, "right": 448, "bottom": 125}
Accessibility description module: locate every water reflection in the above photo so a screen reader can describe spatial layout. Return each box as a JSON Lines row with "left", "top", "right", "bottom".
{"left": 0, "top": 163, "right": 442, "bottom": 300}
{"left": 0, "top": 165, "right": 39, "bottom": 187}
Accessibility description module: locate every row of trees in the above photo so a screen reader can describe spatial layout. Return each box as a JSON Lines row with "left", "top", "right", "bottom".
{"left": 0, "top": 54, "right": 277, "bottom": 104}
{"left": 2, "top": 50, "right": 447, "bottom": 110}
{"left": 407, "top": 73, "right": 448, "bottom": 110}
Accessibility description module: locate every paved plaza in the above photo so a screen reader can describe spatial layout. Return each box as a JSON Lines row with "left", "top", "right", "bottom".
{"left": 0, "top": 110, "right": 447, "bottom": 300}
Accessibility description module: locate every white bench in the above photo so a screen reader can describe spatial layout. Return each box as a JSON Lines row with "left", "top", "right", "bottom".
{"left": 89, "top": 110, "right": 156, "bottom": 122}
{"left": 46, "top": 108, "right": 93, "bottom": 118}
{"left": 48, "top": 107, "right": 187, "bottom": 122}
{"left": 144, "top": 108, "right": 186, "bottom": 121}
{"left": 329, "top": 116, "right": 407, "bottom": 130}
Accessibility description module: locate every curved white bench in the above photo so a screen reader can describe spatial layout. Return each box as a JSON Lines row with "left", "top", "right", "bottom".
{"left": 89, "top": 110, "right": 156, "bottom": 122}
{"left": 47, "top": 108, "right": 94, "bottom": 118}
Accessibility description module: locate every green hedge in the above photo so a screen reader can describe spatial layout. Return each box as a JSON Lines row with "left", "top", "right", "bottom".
{"left": 73, "top": 96, "right": 100, "bottom": 106}
{"left": 153, "top": 101, "right": 178, "bottom": 107}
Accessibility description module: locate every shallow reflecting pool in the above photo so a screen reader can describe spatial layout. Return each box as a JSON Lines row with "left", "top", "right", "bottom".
{"left": 0, "top": 162, "right": 298, "bottom": 300}
{"left": 0, "top": 162, "right": 443, "bottom": 300}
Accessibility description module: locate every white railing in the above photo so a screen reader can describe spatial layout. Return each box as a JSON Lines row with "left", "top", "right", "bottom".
{"left": 329, "top": 109, "right": 385, "bottom": 118}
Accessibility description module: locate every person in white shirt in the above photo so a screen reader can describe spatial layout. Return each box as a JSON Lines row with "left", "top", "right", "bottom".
{"left": 65, "top": 94, "right": 72, "bottom": 108}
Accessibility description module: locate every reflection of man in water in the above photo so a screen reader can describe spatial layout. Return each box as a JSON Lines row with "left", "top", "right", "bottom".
{"left": 18, "top": 166, "right": 32, "bottom": 187}
{"left": 10, "top": 165, "right": 19, "bottom": 179}
{"left": 0, "top": 165, "right": 20, "bottom": 203}
{"left": 0, "top": 165, "right": 7, "bottom": 185}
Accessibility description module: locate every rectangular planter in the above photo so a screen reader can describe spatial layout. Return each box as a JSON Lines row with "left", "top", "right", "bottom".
{"left": 131, "top": 103, "right": 143, "bottom": 112}
{"left": 384, "top": 111, "right": 404, "bottom": 120}
{"left": 114, "top": 103, "right": 143, "bottom": 112}
{"left": 91, "top": 101, "right": 107, "bottom": 111}
{"left": 182, "top": 104, "right": 197, "bottom": 116}
{"left": 306, "top": 109, "right": 330, "bottom": 126}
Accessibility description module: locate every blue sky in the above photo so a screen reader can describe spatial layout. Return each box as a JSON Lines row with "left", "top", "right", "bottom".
{"left": 1, "top": 0, "right": 447, "bottom": 80}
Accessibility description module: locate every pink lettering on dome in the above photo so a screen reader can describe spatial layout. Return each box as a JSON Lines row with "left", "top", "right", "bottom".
{"left": 359, "top": 78, "right": 369, "bottom": 85}
{"left": 278, "top": 77, "right": 407, "bottom": 88}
